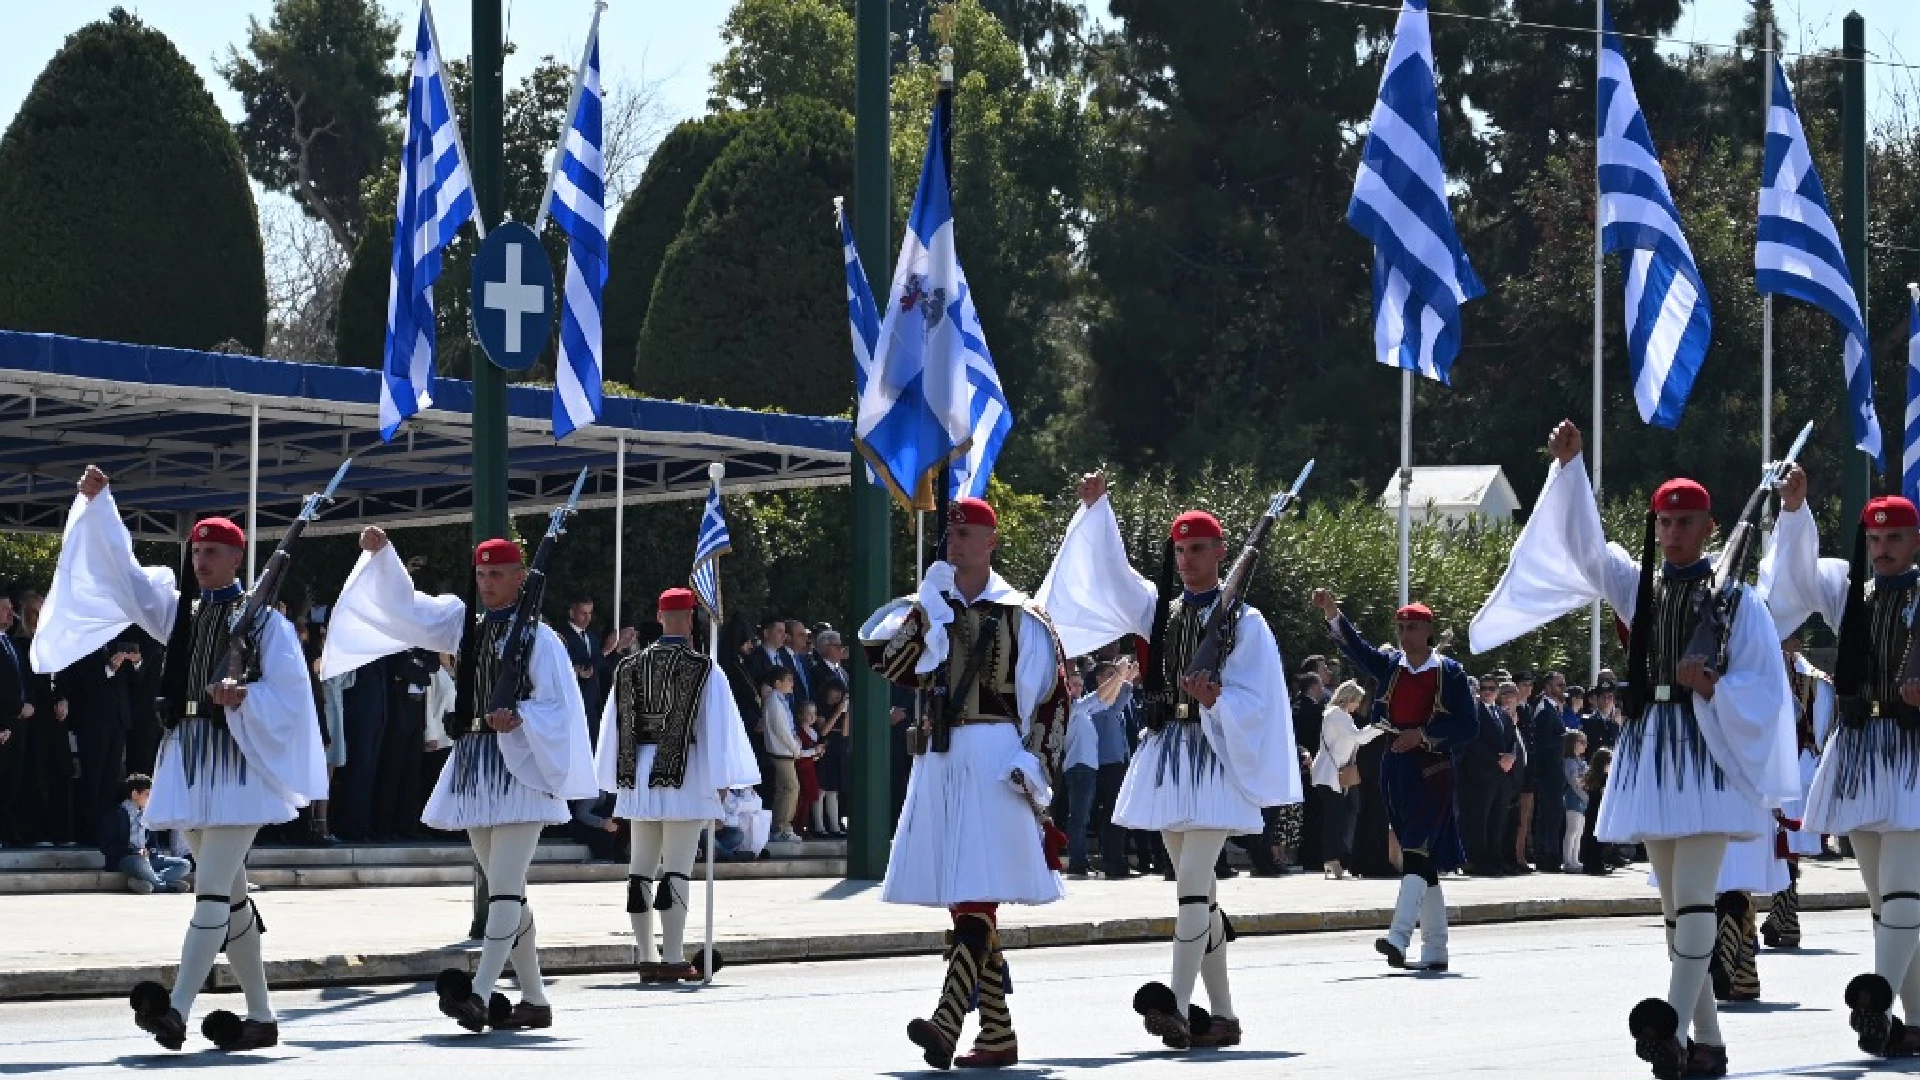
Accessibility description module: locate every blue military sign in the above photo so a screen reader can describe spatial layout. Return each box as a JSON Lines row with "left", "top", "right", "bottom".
{"left": 470, "top": 221, "right": 555, "bottom": 372}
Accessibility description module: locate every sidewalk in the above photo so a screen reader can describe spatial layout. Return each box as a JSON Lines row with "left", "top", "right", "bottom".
{"left": 6, "top": 858, "right": 1868, "bottom": 1000}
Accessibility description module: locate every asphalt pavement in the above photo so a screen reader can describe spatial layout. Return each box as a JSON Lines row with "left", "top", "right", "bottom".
{"left": 0, "top": 910, "right": 1912, "bottom": 1078}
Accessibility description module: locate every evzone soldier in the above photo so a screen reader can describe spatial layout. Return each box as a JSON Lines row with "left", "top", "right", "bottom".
{"left": 1045, "top": 476, "right": 1300, "bottom": 1051}
{"left": 1471, "top": 421, "right": 1796, "bottom": 1080}
{"left": 859, "top": 496, "right": 1070, "bottom": 1070}
{"left": 1315, "top": 592, "right": 1477, "bottom": 973}
{"left": 322, "top": 528, "right": 596, "bottom": 1033}
{"left": 1704, "top": 834, "right": 1785, "bottom": 1003}
{"left": 593, "top": 587, "right": 760, "bottom": 983}
{"left": 38, "top": 467, "right": 326, "bottom": 1052}
{"left": 1759, "top": 631, "right": 1833, "bottom": 951}
{"left": 1757, "top": 472, "right": 1920, "bottom": 1056}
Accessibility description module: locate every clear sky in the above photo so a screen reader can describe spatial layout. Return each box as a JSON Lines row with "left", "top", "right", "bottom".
{"left": 0, "top": 2, "right": 1915, "bottom": 166}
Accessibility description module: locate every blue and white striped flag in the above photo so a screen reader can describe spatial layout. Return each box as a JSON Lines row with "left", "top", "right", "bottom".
{"left": 1598, "top": 6, "right": 1712, "bottom": 429}
{"left": 1906, "top": 287, "right": 1919, "bottom": 505}
{"left": 1757, "top": 61, "right": 1881, "bottom": 465}
{"left": 855, "top": 90, "right": 976, "bottom": 511}
{"left": 946, "top": 264, "right": 1010, "bottom": 501}
{"left": 546, "top": 13, "right": 606, "bottom": 440}
{"left": 380, "top": 0, "right": 476, "bottom": 441}
{"left": 1346, "top": 0, "right": 1483, "bottom": 383}
{"left": 839, "top": 199, "right": 880, "bottom": 400}
{"left": 690, "top": 469, "right": 731, "bottom": 621}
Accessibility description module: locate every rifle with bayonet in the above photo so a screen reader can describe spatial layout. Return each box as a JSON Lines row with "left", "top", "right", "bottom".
{"left": 220, "top": 458, "right": 352, "bottom": 685}
{"left": 1683, "top": 421, "right": 1812, "bottom": 676}
{"left": 1185, "top": 459, "right": 1315, "bottom": 683}
{"left": 487, "top": 468, "right": 590, "bottom": 718}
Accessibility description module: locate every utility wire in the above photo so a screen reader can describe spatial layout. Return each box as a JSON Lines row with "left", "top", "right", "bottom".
{"left": 1294, "top": 0, "right": 1920, "bottom": 74}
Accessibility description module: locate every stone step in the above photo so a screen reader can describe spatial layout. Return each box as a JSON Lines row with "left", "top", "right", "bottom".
{"left": 0, "top": 839, "right": 847, "bottom": 874}
{"left": 0, "top": 857, "right": 847, "bottom": 894}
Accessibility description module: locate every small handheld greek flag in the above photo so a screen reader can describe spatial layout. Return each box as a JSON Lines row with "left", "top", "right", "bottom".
{"left": 380, "top": 0, "right": 476, "bottom": 440}
{"left": 690, "top": 465, "right": 731, "bottom": 621}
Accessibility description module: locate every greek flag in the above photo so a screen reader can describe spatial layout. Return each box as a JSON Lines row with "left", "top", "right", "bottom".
{"left": 1598, "top": 6, "right": 1712, "bottom": 429}
{"left": 840, "top": 199, "right": 880, "bottom": 399}
{"left": 380, "top": 0, "right": 475, "bottom": 441}
{"left": 1907, "top": 289, "right": 1919, "bottom": 505}
{"left": 546, "top": 14, "right": 605, "bottom": 440}
{"left": 946, "top": 265, "right": 1009, "bottom": 499}
{"left": 1757, "top": 62, "right": 1881, "bottom": 465}
{"left": 855, "top": 91, "right": 976, "bottom": 511}
{"left": 690, "top": 471, "right": 730, "bottom": 621}
{"left": 1346, "top": 0, "right": 1483, "bottom": 383}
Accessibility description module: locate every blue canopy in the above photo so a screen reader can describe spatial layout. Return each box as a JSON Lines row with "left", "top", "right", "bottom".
{"left": 0, "top": 331, "right": 851, "bottom": 541}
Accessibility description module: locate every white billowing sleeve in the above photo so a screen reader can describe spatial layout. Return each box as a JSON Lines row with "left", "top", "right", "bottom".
{"left": 1035, "top": 495, "right": 1157, "bottom": 658}
{"left": 319, "top": 545, "right": 467, "bottom": 679}
{"left": 1470, "top": 457, "right": 1641, "bottom": 653}
{"left": 1812, "top": 675, "right": 1835, "bottom": 749}
{"left": 1756, "top": 504, "right": 1849, "bottom": 638}
{"left": 33, "top": 489, "right": 178, "bottom": 673}
{"left": 1692, "top": 584, "right": 1801, "bottom": 807}
{"left": 593, "top": 685, "right": 621, "bottom": 792}
{"left": 699, "top": 658, "right": 762, "bottom": 789}
{"left": 495, "top": 624, "right": 597, "bottom": 799}
{"left": 1013, "top": 608, "right": 1063, "bottom": 732}
{"left": 424, "top": 667, "right": 455, "bottom": 745}
{"left": 223, "top": 611, "right": 329, "bottom": 806}
{"left": 1202, "top": 607, "right": 1303, "bottom": 808}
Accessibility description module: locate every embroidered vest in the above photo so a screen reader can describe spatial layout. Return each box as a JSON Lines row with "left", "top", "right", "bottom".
{"left": 943, "top": 601, "right": 1021, "bottom": 722}
{"left": 158, "top": 589, "right": 244, "bottom": 729}
{"left": 451, "top": 612, "right": 535, "bottom": 738}
{"left": 614, "top": 640, "right": 711, "bottom": 790}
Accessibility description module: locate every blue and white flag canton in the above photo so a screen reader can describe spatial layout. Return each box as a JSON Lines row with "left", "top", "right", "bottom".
{"left": 946, "top": 263, "right": 1010, "bottom": 501}
{"left": 1758, "top": 61, "right": 1881, "bottom": 465}
{"left": 840, "top": 201, "right": 880, "bottom": 400}
{"left": 547, "top": 16, "right": 606, "bottom": 440}
{"left": 1598, "top": 5, "right": 1712, "bottom": 430}
{"left": 1906, "top": 292, "right": 1919, "bottom": 505}
{"left": 1346, "top": 0, "right": 1483, "bottom": 384}
{"left": 380, "top": 0, "right": 475, "bottom": 441}
{"left": 690, "top": 473, "right": 731, "bottom": 621}
{"left": 855, "top": 91, "right": 976, "bottom": 510}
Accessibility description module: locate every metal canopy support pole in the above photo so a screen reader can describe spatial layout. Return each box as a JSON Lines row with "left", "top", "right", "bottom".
{"left": 1840, "top": 12, "right": 1872, "bottom": 533}
{"left": 614, "top": 436, "right": 626, "bottom": 626}
{"left": 1762, "top": 22, "right": 1775, "bottom": 471}
{"left": 846, "top": 0, "right": 895, "bottom": 882}
{"left": 471, "top": 0, "right": 508, "bottom": 544}
{"left": 1589, "top": 0, "right": 1605, "bottom": 685}
{"left": 247, "top": 402, "right": 260, "bottom": 586}
{"left": 1397, "top": 369, "right": 1411, "bottom": 607}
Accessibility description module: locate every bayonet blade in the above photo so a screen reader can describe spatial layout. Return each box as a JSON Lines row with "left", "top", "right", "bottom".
{"left": 1269, "top": 459, "right": 1315, "bottom": 515}
{"left": 1782, "top": 421, "right": 1814, "bottom": 467}
{"left": 564, "top": 466, "right": 589, "bottom": 512}
{"left": 320, "top": 458, "right": 352, "bottom": 501}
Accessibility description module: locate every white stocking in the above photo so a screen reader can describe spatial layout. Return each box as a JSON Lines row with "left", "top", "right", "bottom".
{"left": 1165, "top": 830, "right": 1227, "bottom": 1017}
{"left": 628, "top": 820, "right": 664, "bottom": 963}
{"left": 169, "top": 827, "right": 259, "bottom": 1021}
{"left": 219, "top": 847, "right": 274, "bottom": 1022}
{"left": 469, "top": 823, "right": 543, "bottom": 1002}
{"left": 1871, "top": 831, "right": 1920, "bottom": 1019}
{"left": 1200, "top": 903, "right": 1235, "bottom": 1020}
{"left": 655, "top": 820, "right": 705, "bottom": 964}
{"left": 822, "top": 791, "right": 841, "bottom": 833}
{"left": 1649, "top": 835, "right": 1728, "bottom": 1046}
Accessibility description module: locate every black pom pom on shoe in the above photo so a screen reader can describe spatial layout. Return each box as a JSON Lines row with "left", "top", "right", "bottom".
{"left": 1133, "top": 981, "right": 1175, "bottom": 1017}
{"left": 1848, "top": 973, "right": 1896, "bottom": 1016}
{"left": 129, "top": 981, "right": 171, "bottom": 1018}
{"left": 435, "top": 968, "right": 474, "bottom": 1003}
{"left": 1628, "top": 997, "right": 1679, "bottom": 1041}
{"left": 201, "top": 1009, "right": 243, "bottom": 1049}
{"left": 1186, "top": 1005, "right": 1214, "bottom": 1038}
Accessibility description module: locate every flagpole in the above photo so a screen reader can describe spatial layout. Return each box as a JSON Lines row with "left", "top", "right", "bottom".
{"left": 1761, "top": 20, "right": 1775, "bottom": 471}
{"left": 532, "top": 1, "right": 603, "bottom": 235}
{"left": 1398, "top": 368, "right": 1411, "bottom": 607}
{"left": 1589, "top": 0, "right": 1605, "bottom": 684}
{"left": 613, "top": 434, "right": 625, "bottom": 630}
{"left": 422, "top": 0, "right": 485, "bottom": 240}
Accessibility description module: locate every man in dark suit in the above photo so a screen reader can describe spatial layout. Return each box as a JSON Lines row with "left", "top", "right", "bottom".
{"left": 336, "top": 653, "right": 388, "bottom": 842}
{"left": 0, "top": 597, "right": 25, "bottom": 844}
{"left": 1457, "top": 674, "right": 1515, "bottom": 875}
{"left": 560, "top": 595, "right": 632, "bottom": 742}
{"left": 1528, "top": 670, "right": 1571, "bottom": 871}
{"left": 1290, "top": 670, "right": 1331, "bottom": 872}
{"left": 65, "top": 641, "right": 142, "bottom": 839}
{"left": 744, "top": 616, "right": 787, "bottom": 693}
{"left": 374, "top": 647, "right": 437, "bottom": 840}
{"left": 780, "top": 618, "right": 814, "bottom": 704}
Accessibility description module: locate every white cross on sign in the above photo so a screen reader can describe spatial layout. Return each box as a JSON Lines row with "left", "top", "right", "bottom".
{"left": 483, "top": 243, "right": 546, "bottom": 353}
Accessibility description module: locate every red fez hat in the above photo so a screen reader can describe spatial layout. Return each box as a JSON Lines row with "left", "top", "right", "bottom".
{"left": 1651, "top": 478, "right": 1710, "bottom": 514}
{"left": 1396, "top": 603, "right": 1434, "bottom": 623}
{"left": 1864, "top": 496, "right": 1920, "bottom": 529}
{"left": 1170, "top": 510, "right": 1224, "bottom": 542}
{"left": 474, "top": 538, "right": 523, "bottom": 567}
{"left": 190, "top": 517, "right": 245, "bottom": 549}
{"left": 948, "top": 496, "right": 998, "bottom": 529}
{"left": 658, "top": 587, "right": 697, "bottom": 612}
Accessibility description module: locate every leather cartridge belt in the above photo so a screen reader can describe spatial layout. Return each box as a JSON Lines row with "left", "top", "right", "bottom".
{"left": 1650, "top": 685, "right": 1679, "bottom": 703}
{"left": 162, "top": 700, "right": 225, "bottom": 727}
{"left": 948, "top": 715, "right": 1018, "bottom": 729}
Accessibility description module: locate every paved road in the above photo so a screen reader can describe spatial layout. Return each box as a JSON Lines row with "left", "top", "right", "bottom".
{"left": 0, "top": 911, "right": 1908, "bottom": 1078}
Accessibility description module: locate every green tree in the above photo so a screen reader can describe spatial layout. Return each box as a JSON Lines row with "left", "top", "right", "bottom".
{"left": 333, "top": 213, "right": 391, "bottom": 370}
{"left": 219, "top": 0, "right": 399, "bottom": 252}
{"left": 602, "top": 114, "right": 753, "bottom": 376}
{"left": 709, "top": 0, "right": 856, "bottom": 112}
{"left": 0, "top": 8, "right": 267, "bottom": 353}
{"left": 634, "top": 99, "right": 854, "bottom": 412}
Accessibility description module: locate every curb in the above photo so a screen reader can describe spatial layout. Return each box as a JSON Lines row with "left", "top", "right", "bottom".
{"left": 0, "top": 888, "right": 1870, "bottom": 1002}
